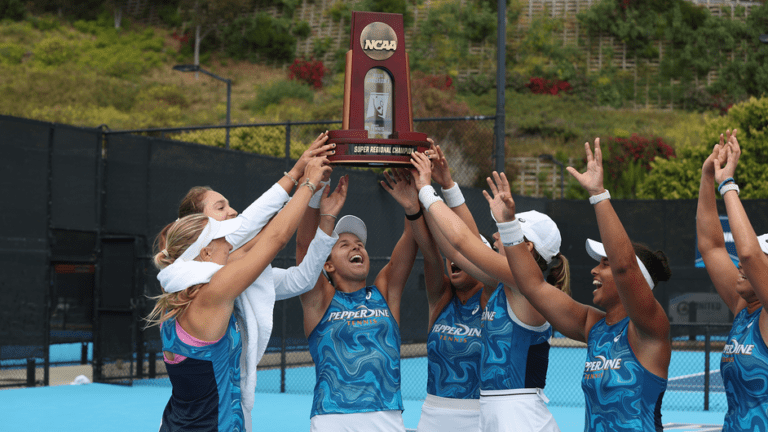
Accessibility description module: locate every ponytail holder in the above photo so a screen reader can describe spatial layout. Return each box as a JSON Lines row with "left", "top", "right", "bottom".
{"left": 161, "top": 249, "right": 169, "bottom": 258}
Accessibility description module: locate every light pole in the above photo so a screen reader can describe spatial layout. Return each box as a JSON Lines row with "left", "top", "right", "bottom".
{"left": 173, "top": 64, "right": 232, "bottom": 149}
{"left": 539, "top": 154, "right": 565, "bottom": 199}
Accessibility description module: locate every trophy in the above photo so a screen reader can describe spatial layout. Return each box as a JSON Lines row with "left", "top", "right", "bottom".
{"left": 327, "top": 11, "right": 430, "bottom": 167}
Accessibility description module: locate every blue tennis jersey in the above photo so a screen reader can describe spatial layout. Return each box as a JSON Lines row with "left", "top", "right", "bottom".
{"left": 721, "top": 306, "right": 768, "bottom": 431}
{"left": 308, "top": 286, "right": 403, "bottom": 417}
{"left": 160, "top": 314, "right": 244, "bottom": 432}
{"left": 427, "top": 289, "right": 483, "bottom": 399}
{"left": 581, "top": 317, "right": 666, "bottom": 432}
{"left": 480, "top": 284, "right": 552, "bottom": 391}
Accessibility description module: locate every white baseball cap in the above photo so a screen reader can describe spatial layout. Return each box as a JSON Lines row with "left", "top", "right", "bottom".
{"left": 585, "top": 238, "right": 655, "bottom": 290}
{"left": 178, "top": 216, "right": 242, "bottom": 262}
{"left": 758, "top": 233, "right": 768, "bottom": 255}
{"left": 333, "top": 215, "right": 367, "bottom": 246}
{"left": 517, "top": 210, "right": 561, "bottom": 264}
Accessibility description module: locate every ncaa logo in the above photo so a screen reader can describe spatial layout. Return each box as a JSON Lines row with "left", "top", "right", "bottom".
{"left": 360, "top": 22, "right": 398, "bottom": 61}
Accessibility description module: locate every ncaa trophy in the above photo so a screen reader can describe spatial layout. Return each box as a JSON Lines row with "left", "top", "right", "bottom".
{"left": 327, "top": 11, "right": 430, "bottom": 166}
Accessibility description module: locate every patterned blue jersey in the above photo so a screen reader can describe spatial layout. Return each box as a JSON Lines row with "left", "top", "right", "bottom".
{"left": 721, "top": 306, "right": 768, "bottom": 431}
{"left": 308, "top": 286, "right": 403, "bottom": 417}
{"left": 427, "top": 289, "right": 483, "bottom": 399}
{"left": 480, "top": 284, "right": 552, "bottom": 391}
{"left": 581, "top": 317, "right": 666, "bottom": 432}
{"left": 160, "top": 314, "right": 243, "bottom": 432}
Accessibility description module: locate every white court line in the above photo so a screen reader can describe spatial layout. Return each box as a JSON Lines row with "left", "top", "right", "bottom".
{"left": 668, "top": 370, "right": 721, "bottom": 381}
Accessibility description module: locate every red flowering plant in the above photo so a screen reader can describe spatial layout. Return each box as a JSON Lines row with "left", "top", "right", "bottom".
{"left": 288, "top": 58, "right": 326, "bottom": 89}
{"left": 526, "top": 77, "right": 571, "bottom": 96}
{"left": 600, "top": 134, "right": 675, "bottom": 198}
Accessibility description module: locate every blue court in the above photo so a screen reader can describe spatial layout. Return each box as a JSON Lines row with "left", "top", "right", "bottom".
{"left": 0, "top": 341, "right": 727, "bottom": 431}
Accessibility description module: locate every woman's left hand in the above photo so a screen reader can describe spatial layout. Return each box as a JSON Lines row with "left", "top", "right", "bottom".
{"left": 483, "top": 171, "right": 516, "bottom": 223}
{"left": 409, "top": 151, "right": 433, "bottom": 191}
{"left": 320, "top": 175, "right": 348, "bottom": 218}
{"left": 714, "top": 129, "right": 741, "bottom": 185}
{"left": 567, "top": 138, "right": 605, "bottom": 196}
{"left": 381, "top": 168, "right": 420, "bottom": 214}
{"left": 291, "top": 131, "right": 334, "bottom": 179}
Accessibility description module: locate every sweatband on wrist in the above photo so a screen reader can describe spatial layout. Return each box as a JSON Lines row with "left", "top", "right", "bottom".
{"left": 718, "top": 177, "right": 734, "bottom": 194}
{"left": 720, "top": 183, "right": 740, "bottom": 197}
{"left": 405, "top": 208, "right": 423, "bottom": 221}
{"left": 418, "top": 185, "right": 444, "bottom": 212}
{"left": 441, "top": 183, "right": 465, "bottom": 208}
{"left": 589, "top": 190, "right": 611, "bottom": 205}
{"left": 497, "top": 219, "right": 524, "bottom": 247}
{"left": 308, "top": 180, "right": 330, "bottom": 209}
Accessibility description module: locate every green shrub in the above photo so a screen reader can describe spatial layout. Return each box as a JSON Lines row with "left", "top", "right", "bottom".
{"left": 33, "top": 36, "right": 75, "bottom": 66}
{"left": 639, "top": 96, "right": 768, "bottom": 199}
{"left": 0, "top": 41, "right": 25, "bottom": 64}
{"left": 245, "top": 80, "right": 315, "bottom": 113}
{"left": 293, "top": 21, "right": 311, "bottom": 39}
{"left": 172, "top": 125, "right": 311, "bottom": 158}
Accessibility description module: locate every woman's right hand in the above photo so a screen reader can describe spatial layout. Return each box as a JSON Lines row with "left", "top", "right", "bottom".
{"left": 320, "top": 175, "right": 348, "bottom": 217}
{"left": 701, "top": 133, "right": 724, "bottom": 179}
{"left": 409, "top": 151, "right": 433, "bottom": 191}
{"left": 427, "top": 140, "right": 455, "bottom": 190}
{"left": 483, "top": 171, "right": 516, "bottom": 223}
{"left": 304, "top": 156, "right": 332, "bottom": 187}
{"left": 291, "top": 132, "right": 335, "bottom": 179}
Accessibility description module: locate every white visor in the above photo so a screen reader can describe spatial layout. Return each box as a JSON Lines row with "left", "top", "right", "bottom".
{"left": 758, "top": 233, "right": 768, "bottom": 255}
{"left": 178, "top": 217, "right": 242, "bottom": 262}
{"left": 585, "top": 239, "right": 655, "bottom": 290}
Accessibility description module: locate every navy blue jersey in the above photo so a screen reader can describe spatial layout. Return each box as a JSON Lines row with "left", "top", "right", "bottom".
{"left": 427, "top": 289, "right": 483, "bottom": 399}
{"left": 308, "top": 286, "right": 403, "bottom": 417}
{"left": 480, "top": 284, "right": 552, "bottom": 391}
{"left": 160, "top": 314, "right": 243, "bottom": 432}
{"left": 581, "top": 317, "right": 666, "bottom": 432}
{"left": 721, "top": 307, "right": 768, "bottom": 431}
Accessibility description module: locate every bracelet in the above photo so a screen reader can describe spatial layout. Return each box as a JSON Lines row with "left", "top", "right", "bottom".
{"left": 441, "top": 183, "right": 465, "bottom": 208}
{"left": 497, "top": 219, "right": 525, "bottom": 247}
{"left": 720, "top": 183, "right": 740, "bottom": 196}
{"left": 718, "top": 177, "right": 735, "bottom": 195}
{"left": 301, "top": 178, "right": 317, "bottom": 194}
{"left": 309, "top": 180, "right": 330, "bottom": 209}
{"left": 405, "top": 208, "right": 423, "bottom": 221}
{"left": 588, "top": 190, "right": 611, "bottom": 205}
{"left": 418, "top": 185, "right": 444, "bottom": 211}
{"left": 319, "top": 213, "right": 337, "bottom": 219}
{"left": 283, "top": 171, "right": 299, "bottom": 186}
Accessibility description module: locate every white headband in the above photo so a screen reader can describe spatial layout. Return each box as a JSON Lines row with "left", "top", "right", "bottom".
{"left": 177, "top": 217, "right": 242, "bottom": 263}
{"left": 585, "top": 239, "right": 655, "bottom": 290}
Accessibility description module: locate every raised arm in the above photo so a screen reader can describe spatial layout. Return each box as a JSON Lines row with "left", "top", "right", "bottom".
{"left": 428, "top": 141, "right": 482, "bottom": 238}
{"left": 274, "top": 176, "right": 347, "bottom": 301}
{"left": 208, "top": 157, "right": 332, "bottom": 302}
{"left": 410, "top": 152, "right": 517, "bottom": 289}
{"left": 697, "top": 133, "right": 745, "bottom": 314}
{"left": 716, "top": 130, "right": 768, "bottom": 306}
{"left": 381, "top": 168, "right": 448, "bottom": 311}
{"left": 567, "top": 139, "right": 669, "bottom": 341}
{"left": 233, "top": 133, "right": 334, "bottom": 259}
{"left": 486, "top": 171, "right": 599, "bottom": 342}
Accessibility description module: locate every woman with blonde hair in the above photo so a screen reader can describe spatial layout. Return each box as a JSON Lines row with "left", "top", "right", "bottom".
{"left": 147, "top": 156, "right": 331, "bottom": 432}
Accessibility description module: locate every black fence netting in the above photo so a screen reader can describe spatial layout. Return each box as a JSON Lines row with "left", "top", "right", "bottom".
{"left": 2, "top": 114, "right": 768, "bottom": 413}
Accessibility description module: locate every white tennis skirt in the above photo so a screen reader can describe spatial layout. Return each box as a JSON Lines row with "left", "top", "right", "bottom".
{"left": 479, "top": 388, "right": 560, "bottom": 432}
{"left": 310, "top": 410, "right": 405, "bottom": 432}
{"left": 416, "top": 394, "right": 480, "bottom": 432}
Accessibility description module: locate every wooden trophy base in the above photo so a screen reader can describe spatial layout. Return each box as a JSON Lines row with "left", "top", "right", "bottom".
{"left": 327, "top": 129, "right": 430, "bottom": 167}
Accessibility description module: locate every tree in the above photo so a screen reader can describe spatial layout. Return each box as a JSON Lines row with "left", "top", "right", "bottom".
{"left": 179, "top": 0, "right": 251, "bottom": 72}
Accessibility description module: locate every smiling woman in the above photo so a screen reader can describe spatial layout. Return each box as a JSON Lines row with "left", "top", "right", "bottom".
{"left": 296, "top": 170, "right": 428, "bottom": 432}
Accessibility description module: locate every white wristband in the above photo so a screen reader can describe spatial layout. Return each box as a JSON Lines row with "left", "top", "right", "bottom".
{"left": 441, "top": 183, "right": 465, "bottom": 208}
{"left": 309, "top": 180, "right": 330, "bottom": 209}
{"left": 418, "top": 185, "right": 444, "bottom": 212}
{"left": 589, "top": 190, "right": 611, "bottom": 205}
{"left": 720, "top": 183, "right": 740, "bottom": 197}
{"left": 497, "top": 219, "right": 524, "bottom": 247}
